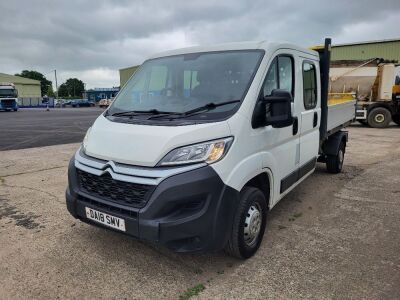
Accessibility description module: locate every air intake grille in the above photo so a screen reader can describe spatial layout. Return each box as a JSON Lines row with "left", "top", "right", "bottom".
{"left": 77, "top": 169, "right": 153, "bottom": 208}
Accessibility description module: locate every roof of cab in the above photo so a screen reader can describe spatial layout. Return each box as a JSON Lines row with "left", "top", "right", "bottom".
{"left": 148, "top": 41, "right": 319, "bottom": 59}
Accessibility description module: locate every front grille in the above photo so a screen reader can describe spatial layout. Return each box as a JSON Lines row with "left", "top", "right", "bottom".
{"left": 77, "top": 169, "right": 154, "bottom": 208}
{"left": 1, "top": 100, "right": 15, "bottom": 108}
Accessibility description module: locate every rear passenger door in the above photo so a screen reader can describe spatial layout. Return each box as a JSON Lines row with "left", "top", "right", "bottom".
{"left": 299, "top": 60, "right": 320, "bottom": 176}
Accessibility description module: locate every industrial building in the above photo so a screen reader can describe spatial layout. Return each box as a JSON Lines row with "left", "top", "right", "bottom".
{"left": 330, "top": 38, "right": 400, "bottom": 61}
{"left": 118, "top": 38, "right": 400, "bottom": 87}
{"left": 0, "top": 72, "right": 41, "bottom": 105}
{"left": 119, "top": 65, "right": 139, "bottom": 87}
{"left": 86, "top": 87, "right": 120, "bottom": 102}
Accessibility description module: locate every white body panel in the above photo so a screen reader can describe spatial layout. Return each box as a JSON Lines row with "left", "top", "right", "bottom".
{"left": 84, "top": 41, "right": 353, "bottom": 210}
{"left": 327, "top": 100, "right": 356, "bottom": 131}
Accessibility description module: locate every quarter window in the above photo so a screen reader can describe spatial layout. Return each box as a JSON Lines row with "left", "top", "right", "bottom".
{"left": 262, "top": 56, "right": 294, "bottom": 98}
{"left": 303, "top": 62, "right": 317, "bottom": 109}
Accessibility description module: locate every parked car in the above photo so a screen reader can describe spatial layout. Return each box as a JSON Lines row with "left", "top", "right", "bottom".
{"left": 54, "top": 99, "right": 66, "bottom": 107}
{"left": 71, "top": 99, "right": 95, "bottom": 107}
{"left": 98, "top": 98, "right": 112, "bottom": 108}
{"left": 66, "top": 39, "right": 355, "bottom": 259}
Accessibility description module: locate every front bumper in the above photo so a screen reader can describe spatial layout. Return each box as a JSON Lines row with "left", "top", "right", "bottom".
{"left": 66, "top": 158, "right": 239, "bottom": 252}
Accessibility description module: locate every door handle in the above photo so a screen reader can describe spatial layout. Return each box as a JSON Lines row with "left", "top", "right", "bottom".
{"left": 293, "top": 117, "right": 298, "bottom": 135}
{"left": 313, "top": 112, "right": 318, "bottom": 127}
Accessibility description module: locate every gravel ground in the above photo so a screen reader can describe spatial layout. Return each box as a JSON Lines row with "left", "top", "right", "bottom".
{"left": 0, "top": 124, "right": 399, "bottom": 299}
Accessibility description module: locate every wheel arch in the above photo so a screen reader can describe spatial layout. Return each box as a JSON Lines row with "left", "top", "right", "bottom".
{"left": 367, "top": 103, "right": 395, "bottom": 115}
{"left": 322, "top": 131, "right": 348, "bottom": 156}
{"left": 241, "top": 170, "right": 273, "bottom": 210}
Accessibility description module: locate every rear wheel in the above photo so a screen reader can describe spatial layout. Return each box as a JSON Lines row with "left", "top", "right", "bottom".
{"left": 392, "top": 115, "right": 400, "bottom": 126}
{"left": 326, "top": 142, "right": 345, "bottom": 174}
{"left": 225, "top": 187, "right": 267, "bottom": 259}
{"left": 367, "top": 107, "right": 392, "bottom": 128}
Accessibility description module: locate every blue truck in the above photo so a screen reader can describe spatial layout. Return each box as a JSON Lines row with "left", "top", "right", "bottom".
{"left": 0, "top": 83, "right": 19, "bottom": 111}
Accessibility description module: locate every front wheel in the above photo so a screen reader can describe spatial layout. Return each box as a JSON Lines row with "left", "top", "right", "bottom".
{"left": 326, "top": 142, "right": 345, "bottom": 174}
{"left": 225, "top": 187, "right": 268, "bottom": 259}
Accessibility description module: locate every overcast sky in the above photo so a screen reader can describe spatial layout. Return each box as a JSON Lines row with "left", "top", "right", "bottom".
{"left": 1, "top": 0, "right": 399, "bottom": 89}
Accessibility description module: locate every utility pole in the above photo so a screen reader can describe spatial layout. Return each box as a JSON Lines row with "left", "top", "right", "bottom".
{"left": 54, "top": 70, "right": 58, "bottom": 99}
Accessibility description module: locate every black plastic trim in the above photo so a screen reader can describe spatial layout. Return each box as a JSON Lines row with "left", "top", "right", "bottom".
{"left": 66, "top": 157, "right": 240, "bottom": 253}
{"left": 280, "top": 157, "right": 317, "bottom": 193}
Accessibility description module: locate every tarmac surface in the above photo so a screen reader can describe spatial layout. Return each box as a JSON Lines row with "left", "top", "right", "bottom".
{"left": 0, "top": 124, "right": 399, "bottom": 299}
{"left": 0, "top": 108, "right": 103, "bottom": 151}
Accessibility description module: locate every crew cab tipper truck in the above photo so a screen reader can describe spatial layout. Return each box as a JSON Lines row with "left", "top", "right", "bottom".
{"left": 66, "top": 39, "right": 355, "bottom": 258}
{"left": 0, "top": 82, "right": 18, "bottom": 111}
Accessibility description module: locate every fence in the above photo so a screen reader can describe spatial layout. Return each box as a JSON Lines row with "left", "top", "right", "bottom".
{"left": 18, "top": 97, "right": 55, "bottom": 108}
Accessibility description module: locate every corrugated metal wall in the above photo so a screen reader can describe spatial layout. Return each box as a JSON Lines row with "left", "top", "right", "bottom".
{"left": 331, "top": 41, "right": 400, "bottom": 61}
{"left": 14, "top": 83, "right": 41, "bottom": 98}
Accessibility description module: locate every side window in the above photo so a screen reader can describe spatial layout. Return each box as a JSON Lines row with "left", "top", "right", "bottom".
{"left": 303, "top": 62, "right": 317, "bottom": 109}
{"left": 278, "top": 56, "right": 293, "bottom": 95}
{"left": 263, "top": 58, "right": 278, "bottom": 97}
{"left": 262, "top": 56, "right": 294, "bottom": 98}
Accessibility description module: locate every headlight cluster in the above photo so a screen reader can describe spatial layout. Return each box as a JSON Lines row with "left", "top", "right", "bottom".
{"left": 159, "top": 137, "right": 233, "bottom": 166}
{"left": 82, "top": 127, "right": 91, "bottom": 153}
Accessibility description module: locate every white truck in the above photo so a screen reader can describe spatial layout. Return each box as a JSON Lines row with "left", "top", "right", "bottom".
{"left": 66, "top": 39, "right": 355, "bottom": 258}
{"left": 0, "top": 82, "right": 19, "bottom": 111}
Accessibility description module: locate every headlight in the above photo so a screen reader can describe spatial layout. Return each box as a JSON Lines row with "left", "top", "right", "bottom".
{"left": 82, "top": 127, "right": 91, "bottom": 153}
{"left": 159, "top": 137, "right": 233, "bottom": 166}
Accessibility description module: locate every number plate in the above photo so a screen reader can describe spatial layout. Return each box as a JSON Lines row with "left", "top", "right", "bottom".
{"left": 85, "top": 207, "right": 126, "bottom": 232}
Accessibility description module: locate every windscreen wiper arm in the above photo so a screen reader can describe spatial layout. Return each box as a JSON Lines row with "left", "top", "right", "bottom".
{"left": 147, "top": 100, "right": 240, "bottom": 120}
{"left": 111, "top": 109, "right": 180, "bottom": 117}
{"left": 182, "top": 100, "right": 240, "bottom": 116}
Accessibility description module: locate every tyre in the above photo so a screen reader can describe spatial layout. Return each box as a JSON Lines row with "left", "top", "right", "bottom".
{"left": 367, "top": 107, "right": 392, "bottom": 128}
{"left": 392, "top": 115, "right": 400, "bottom": 126}
{"left": 13, "top": 109, "right": 18, "bottom": 112}
{"left": 326, "top": 142, "right": 345, "bottom": 174}
{"left": 225, "top": 187, "right": 268, "bottom": 259}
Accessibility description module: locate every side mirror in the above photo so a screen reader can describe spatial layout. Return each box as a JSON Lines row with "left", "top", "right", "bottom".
{"left": 252, "top": 89, "right": 293, "bottom": 128}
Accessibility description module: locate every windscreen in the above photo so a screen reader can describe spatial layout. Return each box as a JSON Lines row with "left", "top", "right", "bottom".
{"left": 0, "top": 89, "right": 17, "bottom": 97}
{"left": 108, "top": 50, "right": 263, "bottom": 119}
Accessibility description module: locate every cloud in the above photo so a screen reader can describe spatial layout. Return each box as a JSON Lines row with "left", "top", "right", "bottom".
{"left": 0, "top": 0, "right": 399, "bottom": 88}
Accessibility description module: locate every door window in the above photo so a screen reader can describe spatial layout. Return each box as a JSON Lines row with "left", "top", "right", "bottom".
{"left": 303, "top": 62, "right": 317, "bottom": 109}
{"left": 262, "top": 56, "right": 294, "bottom": 98}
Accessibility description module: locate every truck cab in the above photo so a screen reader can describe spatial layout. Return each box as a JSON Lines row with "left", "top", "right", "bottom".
{"left": 0, "top": 83, "right": 19, "bottom": 111}
{"left": 66, "top": 39, "right": 354, "bottom": 258}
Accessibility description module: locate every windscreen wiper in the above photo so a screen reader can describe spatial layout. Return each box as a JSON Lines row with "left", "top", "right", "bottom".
{"left": 183, "top": 100, "right": 240, "bottom": 116}
{"left": 111, "top": 109, "right": 180, "bottom": 117}
{"left": 147, "top": 100, "right": 240, "bottom": 120}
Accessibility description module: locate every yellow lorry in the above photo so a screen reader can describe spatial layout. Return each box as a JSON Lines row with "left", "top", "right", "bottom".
{"left": 329, "top": 59, "right": 400, "bottom": 128}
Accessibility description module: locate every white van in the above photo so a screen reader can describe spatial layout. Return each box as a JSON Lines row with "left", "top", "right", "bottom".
{"left": 66, "top": 39, "right": 355, "bottom": 258}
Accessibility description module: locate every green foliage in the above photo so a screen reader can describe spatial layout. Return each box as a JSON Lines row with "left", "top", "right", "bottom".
{"left": 46, "top": 85, "right": 55, "bottom": 97}
{"left": 179, "top": 284, "right": 205, "bottom": 300}
{"left": 14, "top": 70, "right": 52, "bottom": 97}
{"left": 58, "top": 78, "right": 85, "bottom": 98}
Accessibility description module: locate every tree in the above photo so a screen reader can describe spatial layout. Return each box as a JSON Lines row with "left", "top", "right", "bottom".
{"left": 15, "top": 70, "right": 52, "bottom": 97}
{"left": 46, "top": 85, "right": 55, "bottom": 97}
{"left": 58, "top": 78, "right": 85, "bottom": 98}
